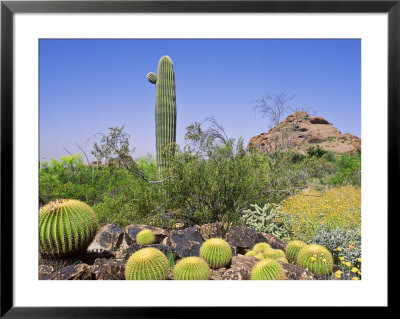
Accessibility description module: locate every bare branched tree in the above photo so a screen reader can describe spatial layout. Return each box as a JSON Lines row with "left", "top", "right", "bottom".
{"left": 253, "top": 93, "right": 295, "bottom": 128}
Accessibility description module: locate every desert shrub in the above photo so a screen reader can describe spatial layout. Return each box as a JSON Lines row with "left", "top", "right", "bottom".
{"left": 309, "top": 227, "right": 361, "bottom": 266}
{"left": 330, "top": 153, "right": 361, "bottom": 186}
{"left": 307, "top": 145, "right": 328, "bottom": 158}
{"left": 279, "top": 186, "right": 361, "bottom": 242}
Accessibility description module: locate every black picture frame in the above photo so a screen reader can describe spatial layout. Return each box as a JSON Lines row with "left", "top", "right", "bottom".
{"left": 1, "top": 0, "right": 395, "bottom": 317}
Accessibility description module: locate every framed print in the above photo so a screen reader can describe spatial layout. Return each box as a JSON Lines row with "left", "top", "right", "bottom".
{"left": 1, "top": 0, "right": 396, "bottom": 316}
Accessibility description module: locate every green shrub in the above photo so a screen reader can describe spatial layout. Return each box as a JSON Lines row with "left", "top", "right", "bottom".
{"left": 330, "top": 153, "right": 361, "bottom": 186}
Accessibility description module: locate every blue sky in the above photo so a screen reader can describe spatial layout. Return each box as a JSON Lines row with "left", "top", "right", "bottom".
{"left": 39, "top": 39, "right": 360, "bottom": 162}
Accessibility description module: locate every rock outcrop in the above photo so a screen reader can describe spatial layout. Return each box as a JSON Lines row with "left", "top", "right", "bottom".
{"left": 248, "top": 111, "right": 361, "bottom": 155}
{"left": 40, "top": 223, "right": 320, "bottom": 281}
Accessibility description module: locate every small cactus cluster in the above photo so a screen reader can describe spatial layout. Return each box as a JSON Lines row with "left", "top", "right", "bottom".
{"left": 136, "top": 229, "right": 155, "bottom": 245}
{"left": 200, "top": 238, "right": 232, "bottom": 269}
{"left": 173, "top": 257, "right": 211, "bottom": 280}
{"left": 296, "top": 244, "right": 333, "bottom": 276}
{"left": 245, "top": 242, "right": 288, "bottom": 263}
{"left": 251, "top": 259, "right": 287, "bottom": 280}
{"left": 125, "top": 247, "right": 170, "bottom": 280}
{"left": 39, "top": 199, "right": 98, "bottom": 258}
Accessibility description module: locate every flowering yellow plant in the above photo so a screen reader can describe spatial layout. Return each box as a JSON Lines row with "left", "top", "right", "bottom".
{"left": 280, "top": 186, "right": 361, "bottom": 241}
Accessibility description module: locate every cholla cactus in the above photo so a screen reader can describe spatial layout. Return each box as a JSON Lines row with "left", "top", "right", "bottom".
{"left": 286, "top": 240, "right": 307, "bottom": 263}
{"left": 240, "top": 203, "right": 287, "bottom": 238}
{"left": 39, "top": 199, "right": 98, "bottom": 258}
{"left": 200, "top": 238, "right": 232, "bottom": 269}
{"left": 136, "top": 229, "right": 155, "bottom": 245}
{"left": 251, "top": 259, "right": 287, "bottom": 280}
{"left": 125, "top": 247, "right": 170, "bottom": 280}
{"left": 173, "top": 257, "right": 210, "bottom": 280}
{"left": 296, "top": 244, "right": 333, "bottom": 276}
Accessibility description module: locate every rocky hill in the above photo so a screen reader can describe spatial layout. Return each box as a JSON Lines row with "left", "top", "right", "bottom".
{"left": 248, "top": 111, "right": 361, "bottom": 155}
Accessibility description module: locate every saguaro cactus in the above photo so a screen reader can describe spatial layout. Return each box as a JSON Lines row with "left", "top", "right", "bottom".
{"left": 147, "top": 55, "right": 177, "bottom": 172}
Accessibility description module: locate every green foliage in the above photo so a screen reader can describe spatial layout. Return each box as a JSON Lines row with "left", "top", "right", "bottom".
{"left": 148, "top": 56, "right": 177, "bottom": 172}
{"left": 251, "top": 259, "right": 286, "bottom": 280}
{"left": 240, "top": 203, "right": 288, "bottom": 239}
{"left": 125, "top": 247, "right": 170, "bottom": 280}
{"left": 167, "top": 252, "right": 175, "bottom": 269}
{"left": 136, "top": 229, "right": 155, "bottom": 245}
{"left": 172, "top": 256, "right": 211, "bottom": 280}
{"left": 39, "top": 199, "right": 98, "bottom": 258}
{"left": 285, "top": 240, "right": 307, "bottom": 263}
{"left": 330, "top": 153, "right": 361, "bottom": 186}
{"left": 296, "top": 244, "right": 333, "bottom": 276}
{"left": 307, "top": 145, "right": 328, "bottom": 158}
{"left": 200, "top": 238, "right": 232, "bottom": 269}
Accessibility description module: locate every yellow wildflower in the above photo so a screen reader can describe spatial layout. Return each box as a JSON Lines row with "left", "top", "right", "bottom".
{"left": 357, "top": 258, "right": 361, "bottom": 263}
{"left": 311, "top": 257, "right": 316, "bottom": 262}
{"left": 337, "top": 247, "right": 342, "bottom": 252}
{"left": 351, "top": 267, "right": 358, "bottom": 273}
{"left": 345, "top": 262, "right": 351, "bottom": 267}
{"left": 357, "top": 271, "right": 361, "bottom": 276}
{"left": 339, "top": 257, "right": 344, "bottom": 261}
{"left": 352, "top": 277, "right": 359, "bottom": 280}
{"left": 335, "top": 273, "right": 341, "bottom": 279}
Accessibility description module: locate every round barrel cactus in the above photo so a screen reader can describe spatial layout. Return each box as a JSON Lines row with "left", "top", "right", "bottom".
{"left": 125, "top": 247, "right": 170, "bottom": 280}
{"left": 136, "top": 229, "right": 155, "bottom": 245}
{"left": 255, "top": 253, "right": 265, "bottom": 261}
{"left": 39, "top": 199, "right": 98, "bottom": 258}
{"left": 263, "top": 248, "right": 278, "bottom": 259}
{"left": 252, "top": 242, "right": 271, "bottom": 253}
{"left": 245, "top": 251, "right": 257, "bottom": 257}
{"left": 274, "top": 249, "right": 286, "bottom": 258}
{"left": 276, "top": 257, "right": 289, "bottom": 263}
{"left": 296, "top": 244, "right": 333, "bottom": 276}
{"left": 286, "top": 240, "right": 307, "bottom": 263}
{"left": 200, "top": 238, "right": 232, "bottom": 269}
{"left": 173, "top": 257, "right": 210, "bottom": 280}
{"left": 251, "top": 259, "right": 287, "bottom": 280}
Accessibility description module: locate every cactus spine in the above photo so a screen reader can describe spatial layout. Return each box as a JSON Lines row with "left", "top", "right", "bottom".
{"left": 136, "top": 229, "right": 155, "bottom": 245}
{"left": 125, "top": 247, "right": 170, "bottom": 280}
{"left": 147, "top": 56, "right": 177, "bottom": 172}
{"left": 296, "top": 244, "right": 333, "bottom": 276}
{"left": 200, "top": 238, "right": 232, "bottom": 269}
{"left": 39, "top": 199, "right": 98, "bottom": 258}
{"left": 251, "top": 259, "right": 287, "bottom": 280}
{"left": 173, "top": 257, "right": 211, "bottom": 280}
{"left": 286, "top": 240, "right": 307, "bottom": 263}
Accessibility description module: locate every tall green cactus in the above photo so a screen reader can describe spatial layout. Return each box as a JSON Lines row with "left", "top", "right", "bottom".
{"left": 147, "top": 55, "right": 177, "bottom": 172}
